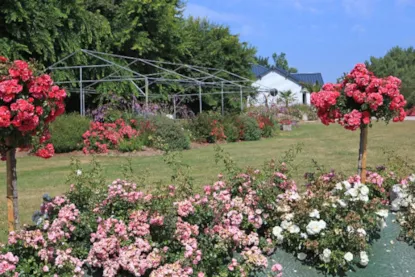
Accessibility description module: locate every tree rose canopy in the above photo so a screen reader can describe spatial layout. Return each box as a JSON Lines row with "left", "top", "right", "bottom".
{"left": 311, "top": 64, "right": 406, "bottom": 131}
{"left": 0, "top": 57, "right": 66, "bottom": 159}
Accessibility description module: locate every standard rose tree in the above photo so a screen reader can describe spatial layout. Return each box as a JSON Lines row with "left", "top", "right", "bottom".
{"left": 311, "top": 64, "right": 406, "bottom": 182}
{"left": 0, "top": 57, "right": 66, "bottom": 231}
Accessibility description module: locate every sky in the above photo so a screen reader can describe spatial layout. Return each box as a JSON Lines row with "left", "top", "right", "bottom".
{"left": 184, "top": 0, "right": 415, "bottom": 82}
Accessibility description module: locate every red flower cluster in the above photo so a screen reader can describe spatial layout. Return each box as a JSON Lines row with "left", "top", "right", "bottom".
{"left": 82, "top": 119, "right": 139, "bottom": 154}
{"left": 406, "top": 107, "right": 415, "bottom": 116}
{"left": 0, "top": 57, "right": 66, "bottom": 159}
{"left": 210, "top": 120, "right": 226, "bottom": 142}
{"left": 311, "top": 64, "right": 406, "bottom": 131}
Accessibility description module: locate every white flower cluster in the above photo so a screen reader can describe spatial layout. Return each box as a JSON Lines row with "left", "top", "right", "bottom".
{"left": 390, "top": 184, "right": 412, "bottom": 211}
{"left": 306, "top": 220, "right": 327, "bottom": 235}
{"left": 332, "top": 181, "right": 370, "bottom": 206}
{"left": 375, "top": 209, "right": 388, "bottom": 229}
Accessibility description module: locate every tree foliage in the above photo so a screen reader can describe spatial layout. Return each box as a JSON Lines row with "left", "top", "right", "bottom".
{"left": 255, "top": 52, "right": 298, "bottom": 73}
{"left": 0, "top": 0, "right": 257, "bottom": 113}
{"left": 366, "top": 46, "right": 415, "bottom": 107}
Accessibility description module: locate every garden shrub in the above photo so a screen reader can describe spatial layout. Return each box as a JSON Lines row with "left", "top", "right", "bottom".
{"left": 237, "top": 115, "right": 262, "bottom": 141}
{"left": 270, "top": 171, "right": 388, "bottom": 274}
{"left": 150, "top": 116, "right": 190, "bottom": 151}
{"left": 223, "top": 121, "right": 239, "bottom": 142}
{"left": 188, "top": 112, "right": 224, "bottom": 143}
{"left": 130, "top": 116, "right": 157, "bottom": 147}
{"left": 82, "top": 119, "right": 138, "bottom": 154}
{"left": 118, "top": 136, "right": 145, "bottom": 152}
{"left": 289, "top": 104, "right": 318, "bottom": 121}
{"left": 49, "top": 113, "right": 91, "bottom": 153}
{"left": 396, "top": 175, "right": 415, "bottom": 242}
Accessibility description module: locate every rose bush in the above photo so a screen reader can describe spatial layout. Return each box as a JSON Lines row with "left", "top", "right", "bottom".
{"left": 395, "top": 175, "right": 415, "bottom": 243}
{"left": 269, "top": 172, "right": 388, "bottom": 274}
{"left": 0, "top": 162, "right": 293, "bottom": 276}
{"left": 82, "top": 119, "right": 139, "bottom": 154}
{"left": 0, "top": 57, "right": 66, "bottom": 158}
{"left": 311, "top": 63, "right": 406, "bottom": 130}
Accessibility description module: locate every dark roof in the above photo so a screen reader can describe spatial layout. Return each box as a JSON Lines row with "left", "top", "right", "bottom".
{"left": 251, "top": 64, "right": 270, "bottom": 78}
{"left": 251, "top": 64, "right": 324, "bottom": 86}
{"left": 291, "top": 73, "right": 324, "bottom": 85}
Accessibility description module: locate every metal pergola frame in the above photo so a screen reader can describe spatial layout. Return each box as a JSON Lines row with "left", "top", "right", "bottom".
{"left": 47, "top": 49, "right": 273, "bottom": 117}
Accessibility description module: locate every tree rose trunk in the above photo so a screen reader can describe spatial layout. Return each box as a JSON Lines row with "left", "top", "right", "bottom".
{"left": 5, "top": 138, "right": 19, "bottom": 231}
{"left": 358, "top": 126, "right": 368, "bottom": 184}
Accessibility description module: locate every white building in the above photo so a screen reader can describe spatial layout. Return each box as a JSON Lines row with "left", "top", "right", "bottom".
{"left": 249, "top": 64, "right": 324, "bottom": 106}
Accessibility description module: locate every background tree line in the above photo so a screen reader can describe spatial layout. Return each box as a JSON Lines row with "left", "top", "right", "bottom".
{"left": 0, "top": 0, "right": 256, "bottom": 112}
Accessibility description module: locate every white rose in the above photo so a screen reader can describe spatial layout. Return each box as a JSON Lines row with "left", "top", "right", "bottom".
{"left": 359, "top": 194, "right": 369, "bottom": 202}
{"left": 343, "top": 181, "right": 352, "bottom": 190}
{"left": 319, "top": 248, "right": 332, "bottom": 263}
{"left": 360, "top": 251, "right": 369, "bottom": 267}
{"left": 409, "top": 174, "right": 415, "bottom": 182}
{"left": 391, "top": 198, "right": 401, "bottom": 211}
{"left": 360, "top": 185, "right": 369, "bottom": 196}
{"left": 347, "top": 226, "right": 354, "bottom": 233}
{"left": 318, "top": 220, "right": 327, "bottom": 230}
{"left": 335, "top": 182, "right": 343, "bottom": 190}
{"left": 337, "top": 199, "right": 348, "bottom": 207}
{"left": 306, "top": 220, "right": 326, "bottom": 235}
{"left": 300, "top": 232, "right": 308, "bottom": 239}
{"left": 272, "top": 226, "right": 283, "bottom": 236}
{"left": 356, "top": 228, "right": 366, "bottom": 237}
{"left": 346, "top": 188, "right": 359, "bottom": 198}
{"left": 297, "top": 252, "right": 307, "bottom": 261}
{"left": 76, "top": 169, "right": 82, "bottom": 176}
{"left": 288, "top": 224, "right": 300, "bottom": 234}
{"left": 281, "top": 220, "right": 292, "bottom": 230}
{"left": 309, "top": 209, "right": 320, "bottom": 219}
{"left": 392, "top": 185, "right": 401, "bottom": 194}
{"left": 344, "top": 252, "right": 353, "bottom": 262}
{"left": 323, "top": 248, "right": 331, "bottom": 258}
{"left": 376, "top": 209, "right": 389, "bottom": 218}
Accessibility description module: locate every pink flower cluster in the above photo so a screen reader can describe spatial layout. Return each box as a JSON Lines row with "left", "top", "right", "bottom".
{"left": 82, "top": 119, "right": 138, "bottom": 154}
{"left": 0, "top": 58, "right": 66, "bottom": 159}
{"left": 311, "top": 63, "right": 406, "bottom": 131}
{"left": 5, "top": 196, "right": 84, "bottom": 276}
{"left": 94, "top": 180, "right": 152, "bottom": 213}
{"left": 1, "top": 169, "right": 290, "bottom": 276}
{"left": 0, "top": 252, "right": 19, "bottom": 275}
{"left": 366, "top": 171, "right": 384, "bottom": 187}
{"left": 87, "top": 217, "right": 162, "bottom": 277}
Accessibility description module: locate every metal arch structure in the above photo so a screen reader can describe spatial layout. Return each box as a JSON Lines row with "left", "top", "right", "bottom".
{"left": 47, "top": 49, "right": 274, "bottom": 117}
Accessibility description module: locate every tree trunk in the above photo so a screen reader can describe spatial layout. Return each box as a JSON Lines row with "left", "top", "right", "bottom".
{"left": 6, "top": 139, "right": 19, "bottom": 231}
{"left": 357, "top": 126, "right": 368, "bottom": 184}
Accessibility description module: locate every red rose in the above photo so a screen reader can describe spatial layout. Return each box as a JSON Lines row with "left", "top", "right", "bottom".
{"left": 35, "top": 143, "right": 54, "bottom": 159}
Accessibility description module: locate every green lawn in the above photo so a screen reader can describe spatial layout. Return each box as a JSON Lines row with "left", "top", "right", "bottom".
{"left": 0, "top": 121, "right": 414, "bottom": 240}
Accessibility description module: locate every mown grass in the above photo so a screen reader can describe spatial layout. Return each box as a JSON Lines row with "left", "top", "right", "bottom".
{"left": 0, "top": 121, "right": 414, "bottom": 240}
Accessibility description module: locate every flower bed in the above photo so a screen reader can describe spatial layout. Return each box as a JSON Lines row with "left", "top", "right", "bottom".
{"left": 2, "top": 154, "right": 412, "bottom": 276}
{"left": 0, "top": 165, "right": 293, "bottom": 276}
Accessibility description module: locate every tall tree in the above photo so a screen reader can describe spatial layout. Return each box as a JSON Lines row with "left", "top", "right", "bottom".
{"left": 0, "top": 0, "right": 111, "bottom": 63}
{"left": 272, "top": 52, "right": 298, "bottom": 73}
{"left": 255, "top": 56, "right": 271, "bottom": 68}
{"left": 366, "top": 46, "right": 415, "bottom": 107}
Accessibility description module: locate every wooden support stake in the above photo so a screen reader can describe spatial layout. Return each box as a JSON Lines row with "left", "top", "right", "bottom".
{"left": 358, "top": 126, "right": 368, "bottom": 184}
{"left": 6, "top": 139, "right": 19, "bottom": 231}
